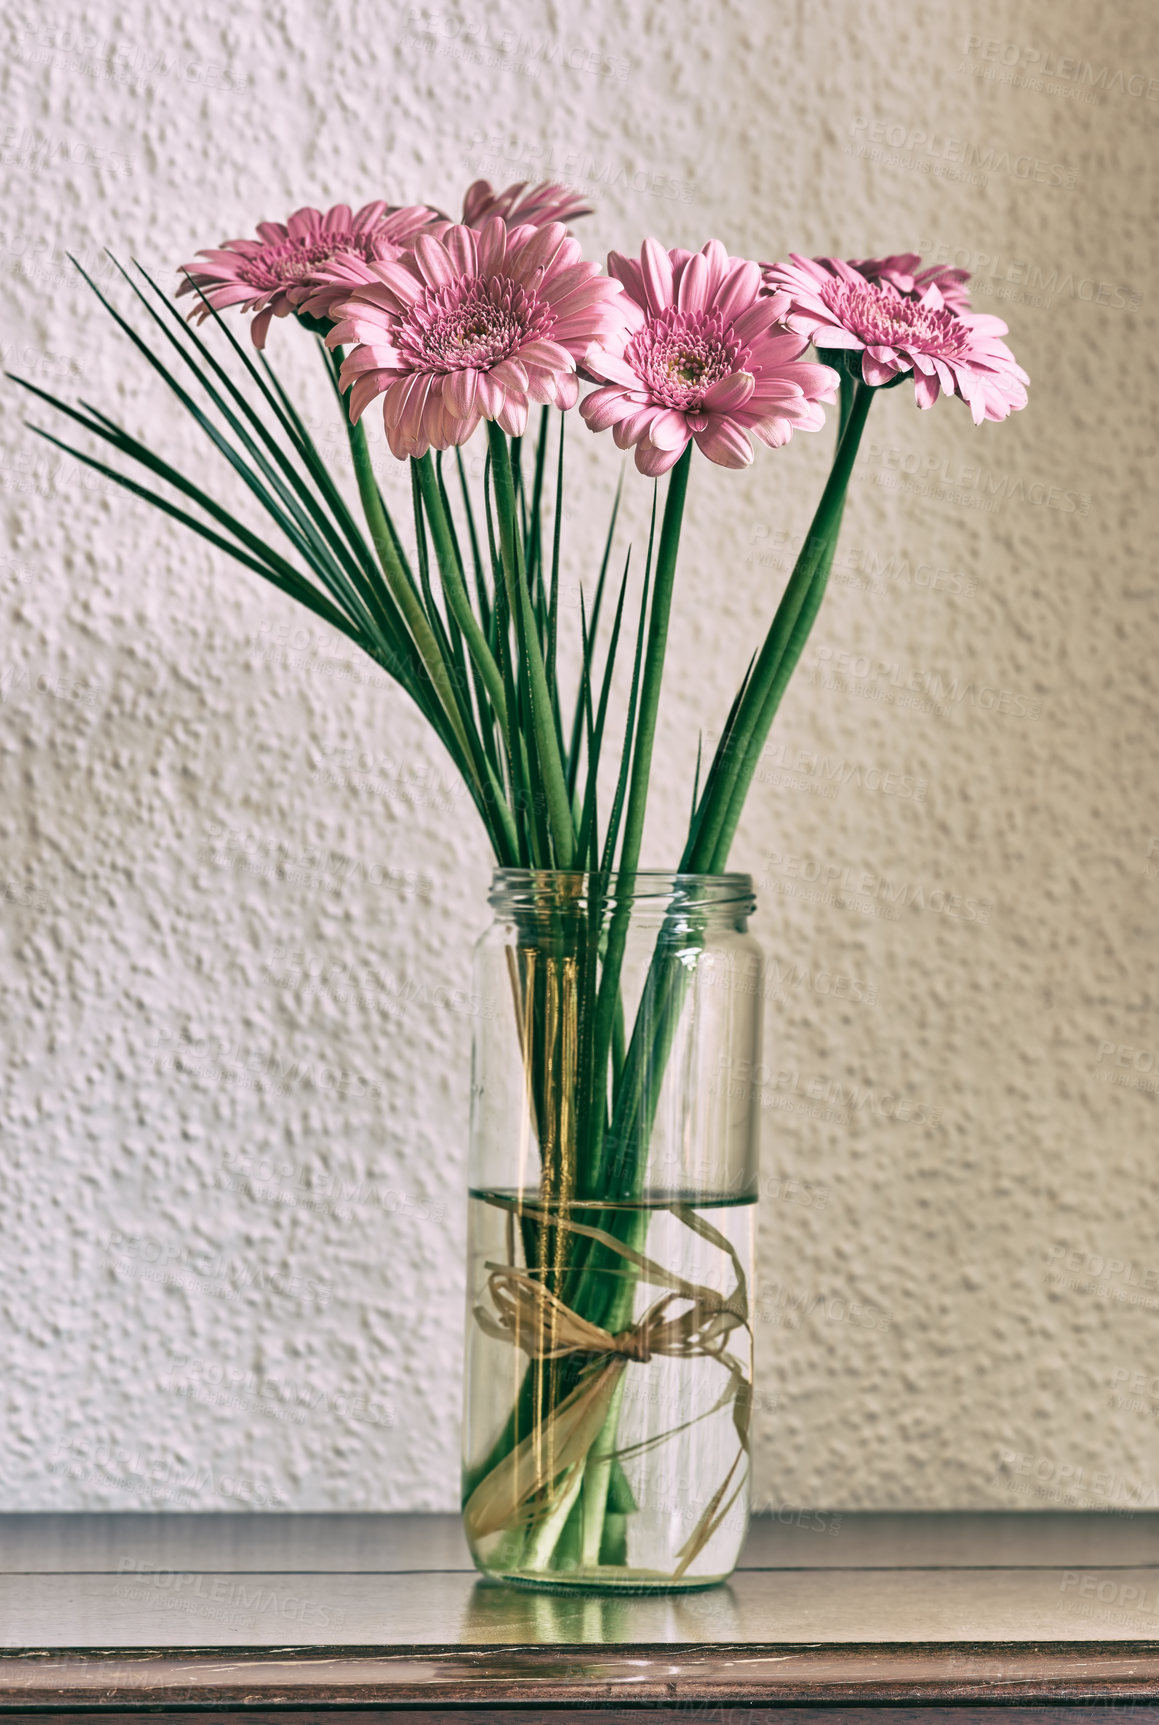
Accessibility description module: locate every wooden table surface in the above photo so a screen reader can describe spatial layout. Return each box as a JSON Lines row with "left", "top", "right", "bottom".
{"left": 3, "top": 1511, "right": 1159, "bottom": 1719}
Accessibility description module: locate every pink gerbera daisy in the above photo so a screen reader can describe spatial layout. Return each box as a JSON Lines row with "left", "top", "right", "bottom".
{"left": 177, "top": 202, "right": 441, "bottom": 348}
{"left": 326, "top": 218, "right": 626, "bottom": 460}
{"left": 299, "top": 180, "right": 597, "bottom": 322}
{"left": 764, "top": 255, "right": 1028, "bottom": 424}
{"left": 461, "top": 179, "right": 593, "bottom": 231}
{"left": 579, "top": 239, "right": 839, "bottom": 476}
{"left": 848, "top": 252, "right": 971, "bottom": 315}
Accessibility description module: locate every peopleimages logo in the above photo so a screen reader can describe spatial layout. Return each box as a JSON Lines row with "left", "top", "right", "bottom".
{"left": 1046, "top": 1245, "right": 1159, "bottom": 1290}
{"left": 407, "top": 11, "right": 631, "bottom": 81}
{"left": 715, "top": 1055, "right": 942, "bottom": 1128}
{"left": 912, "top": 238, "right": 1139, "bottom": 312}
{"left": 267, "top": 943, "right": 498, "bottom": 1024}
{"left": 747, "top": 527, "right": 977, "bottom": 599}
{"left": 104, "top": 1231, "right": 331, "bottom": 1308}
{"left": 964, "top": 37, "right": 1159, "bottom": 102}
{"left": 1111, "top": 1366, "right": 1159, "bottom": 1403}
{"left": 13, "top": 21, "right": 249, "bottom": 90}
{"left": 1094, "top": 1039, "right": 1159, "bottom": 1096}
{"left": 762, "top": 850, "right": 994, "bottom": 926}
{"left": 201, "top": 821, "right": 434, "bottom": 900}
{"left": 994, "top": 1447, "right": 1159, "bottom": 1507}
{"left": 117, "top": 1559, "right": 331, "bottom": 1625}
{"left": 754, "top": 1277, "right": 893, "bottom": 1332}
{"left": 1044, "top": 1245, "right": 1159, "bottom": 1311}
{"left": 151, "top": 1025, "right": 385, "bottom": 1101}
{"left": 51, "top": 1439, "right": 285, "bottom": 1508}
{"left": 847, "top": 115, "right": 1077, "bottom": 188}
{"left": 755, "top": 741, "right": 928, "bottom": 804}
{"left": 699, "top": 947, "right": 879, "bottom": 1010}
{"left": 811, "top": 645, "right": 1043, "bottom": 722}
{"left": 218, "top": 1146, "right": 447, "bottom": 1223}
{"left": 867, "top": 443, "right": 1090, "bottom": 515}
{"left": 0, "top": 126, "right": 134, "bottom": 177}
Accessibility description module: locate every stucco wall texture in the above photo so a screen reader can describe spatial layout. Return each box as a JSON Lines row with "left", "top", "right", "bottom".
{"left": 1, "top": 0, "right": 1156, "bottom": 1515}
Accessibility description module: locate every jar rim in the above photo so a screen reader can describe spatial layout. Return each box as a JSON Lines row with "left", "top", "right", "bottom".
{"left": 489, "top": 869, "right": 756, "bottom": 914}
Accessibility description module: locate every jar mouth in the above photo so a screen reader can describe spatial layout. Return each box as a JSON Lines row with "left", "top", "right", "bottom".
{"left": 489, "top": 869, "right": 756, "bottom": 917}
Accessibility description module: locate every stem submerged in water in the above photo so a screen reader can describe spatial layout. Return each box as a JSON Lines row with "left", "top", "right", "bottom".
{"left": 465, "top": 391, "right": 873, "bottom": 1581}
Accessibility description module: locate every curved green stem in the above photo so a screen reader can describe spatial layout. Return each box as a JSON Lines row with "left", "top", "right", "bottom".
{"left": 487, "top": 420, "right": 576, "bottom": 869}
{"left": 413, "top": 451, "right": 511, "bottom": 743}
{"left": 588, "top": 443, "right": 692, "bottom": 1186}
{"left": 614, "top": 444, "right": 691, "bottom": 879}
{"left": 344, "top": 410, "right": 474, "bottom": 766}
{"left": 686, "top": 383, "right": 873, "bottom": 872}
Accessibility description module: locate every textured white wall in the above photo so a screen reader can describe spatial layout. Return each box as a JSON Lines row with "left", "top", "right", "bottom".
{"left": 1, "top": 0, "right": 1157, "bottom": 1515}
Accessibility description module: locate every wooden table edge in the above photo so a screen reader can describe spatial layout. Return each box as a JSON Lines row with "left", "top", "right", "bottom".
{"left": 4, "top": 1642, "right": 1159, "bottom": 1706}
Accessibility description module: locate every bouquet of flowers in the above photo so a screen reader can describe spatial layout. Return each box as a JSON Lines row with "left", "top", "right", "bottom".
{"left": 10, "top": 180, "right": 1027, "bottom": 1585}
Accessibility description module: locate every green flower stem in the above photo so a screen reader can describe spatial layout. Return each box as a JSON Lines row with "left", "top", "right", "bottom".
{"left": 413, "top": 452, "right": 511, "bottom": 742}
{"left": 575, "top": 392, "right": 875, "bottom": 1342}
{"left": 580, "top": 1371, "right": 627, "bottom": 1568}
{"left": 837, "top": 369, "right": 856, "bottom": 444}
{"left": 487, "top": 420, "right": 576, "bottom": 870}
{"left": 708, "top": 496, "right": 848, "bottom": 871}
{"left": 345, "top": 412, "right": 474, "bottom": 767}
{"left": 612, "top": 443, "right": 692, "bottom": 882}
{"left": 472, "top": 392, "right": 868, "bottom": 1576}
{"left": 589, "top": 443, "right": 692, "bottom": 1186}
{"left": 685, "top": 383, "right": 874, "bottom": 874}
{"left": 521, "top": 446, "right": 693, "bottom": 1573}
{"left": 412, "top": 452, "right": 522, "bottom": 862}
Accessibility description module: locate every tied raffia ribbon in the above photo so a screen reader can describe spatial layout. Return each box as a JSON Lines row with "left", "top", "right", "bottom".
{"left": 474, "top": 1267, "right": 745, "bottom": 1364}
{"left": 464, "top": 1201, "right": 752, "bottom": 1576}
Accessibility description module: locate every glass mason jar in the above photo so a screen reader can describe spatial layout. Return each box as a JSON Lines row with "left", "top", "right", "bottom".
{"left": 462, "top": 871, "right": 763, "bottom": 1591}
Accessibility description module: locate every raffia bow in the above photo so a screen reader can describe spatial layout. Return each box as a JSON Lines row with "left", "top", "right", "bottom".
{"left": 463, "top": 1201, "right": 752, "bottom": 1576}
{"left": 475, "top": 1265, "right": 746, "bottom": 1364}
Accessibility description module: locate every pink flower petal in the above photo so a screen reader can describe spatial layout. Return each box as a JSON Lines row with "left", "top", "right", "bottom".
{"left": 692, "top": 416, "right": 754, "bottom": 468}
{"left": 442, "top": 225, "right": 477, "bottom": 276}
{"left": 516, "top": 338, "right": 574, "bottom": 372}
{"left": 811, "top": 326, "right": 867, "bottom": 350}
{"left": 614, "top": 406, "right": 663, "bottom": 449}
{"left": 751, "top": 417, "right": 792, "bottom": 448}
{"left": 713, "top": 259, "right": 761, "bottom": 322}
{"left": 861, "top": 351, "right": 905, "bottom": 386}
{"left": 412, "top": 234, "right": 457, "bottom": 290}
{"left": 369, "top": 260, "right": 425, "bottom": 307}
{"left": 606, "top": 251, "right": 646, "bottom": 306}
{"left": 347, "top": 371, "right": 391, "bottom": 424}
{"left": 286, "top": 208, "right": 324, "bottom": 242}
{"left": 400, "top": 373, "right": 435, "bottom": 450}
{"left": 490, "top": 358, "right": 530, "bottom": 392}
{"left": 506, "top": 222, "right": 568, "bottom": 287}
{"left": 496, "top": 391, "right": 529, "bottom": 437}
{"left": 475, "top": 218, "right": 507, "bottom": 278}
{"left": 443, "top": 368, "right": 479, "bottom": 418}
{"left": 584, "top": 347, "right": 640, "bottom": 387}
{"left": 700, "top": 371, "right": 755, "bottom": 412}
{"left": 648, "top": 409, "right": 692, "bottom": 450}
{"left": 698, "top": 240, "right": 731, "bottom": 302}
{"left": 383, "top": 371, "right": 422, "bottom": 433}
{"left": 676, "top": 252, "right": 711, "bottom": 313}
{"left": 639, "top": 237, "right": 675, "bottom": 314}
{"left": 580, "top": 386, "right": 640, "bottom": 431}
{"left": 635, "top": 440, "right": 687, "bottom": 477}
